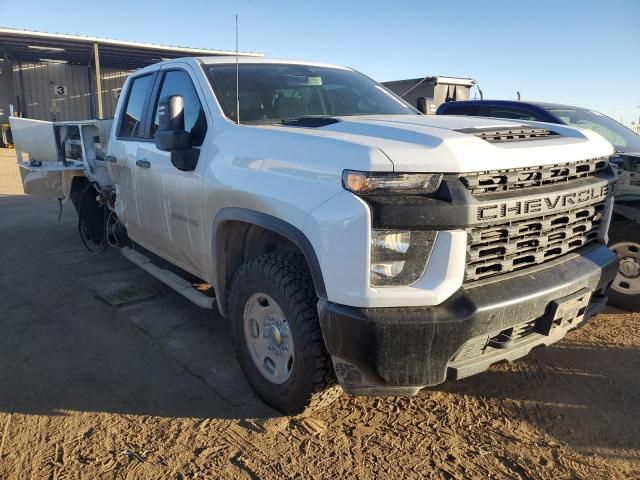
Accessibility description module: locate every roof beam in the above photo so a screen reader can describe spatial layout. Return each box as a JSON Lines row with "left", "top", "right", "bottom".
{"left": 93, "top": 42, "right": 103, "bottom": 119}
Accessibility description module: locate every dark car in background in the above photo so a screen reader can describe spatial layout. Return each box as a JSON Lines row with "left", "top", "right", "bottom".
{"left": 437, "top": 100, "right": 640, "bottom": 311}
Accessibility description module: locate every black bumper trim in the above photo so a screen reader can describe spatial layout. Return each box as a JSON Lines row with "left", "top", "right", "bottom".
{"left": 446, "top": 292, "right": 606, "bottom": 381}
{"left": 319, "top": 245, "right": 618, "bottom": 396}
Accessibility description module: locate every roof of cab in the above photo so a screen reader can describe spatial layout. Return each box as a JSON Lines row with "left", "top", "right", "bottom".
{"left": 121, "top": 56, "right": 355, "bottom": 79}
{"left": 196, "top": 56, "right": 352, "bottom": 70}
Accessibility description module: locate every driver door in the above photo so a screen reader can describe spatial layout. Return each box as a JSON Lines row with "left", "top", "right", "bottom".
{"left": 133, "top": 66, "right": 209, "bottom": 278}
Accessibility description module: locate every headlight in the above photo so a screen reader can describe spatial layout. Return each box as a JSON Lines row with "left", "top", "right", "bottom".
{"left": 343, "top": 170, "right": 442, "bottom": 196}
{"left": 370, "top": 229, "right": 436, "bottom": 286}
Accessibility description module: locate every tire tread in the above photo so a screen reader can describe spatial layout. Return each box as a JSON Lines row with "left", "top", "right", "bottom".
{"left": 229, "top": 252, "right": 341, "bottom": 414}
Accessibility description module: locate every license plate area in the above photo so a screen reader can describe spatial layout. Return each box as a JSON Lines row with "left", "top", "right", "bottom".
{"left": 535, "top": 288, "right": 592, "bottom": 335}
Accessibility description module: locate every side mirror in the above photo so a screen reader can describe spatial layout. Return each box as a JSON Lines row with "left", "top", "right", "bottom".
{"left": 416, "top": 97, "right": 428, "bottom": 114}
{"left": 154, "top": 95, "right": 199, "bottom": 171}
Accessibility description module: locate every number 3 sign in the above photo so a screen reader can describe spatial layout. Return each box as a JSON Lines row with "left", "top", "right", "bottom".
{"left": 53, "top": 85, "right": 67, "bottom": 96}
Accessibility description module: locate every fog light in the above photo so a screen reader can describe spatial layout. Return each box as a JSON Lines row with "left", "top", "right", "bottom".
{"left": 371, "top": 231, "right": 411, "bottom": 254}
{"left": 371, "top": 261, "right": 406, "bottom": 278}
{"left": 370, "top": 229, "right": 436, "bottom": 286}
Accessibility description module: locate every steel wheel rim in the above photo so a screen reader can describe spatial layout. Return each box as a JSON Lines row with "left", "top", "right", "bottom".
{"left": 610, "top": 241, "right": 640, "bottom": 295}
{"left": 243, "top": 292, "right": 294, "bottom": 384}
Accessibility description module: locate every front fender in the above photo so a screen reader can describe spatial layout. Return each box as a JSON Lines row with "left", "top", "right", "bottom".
{"left": 212, "top": 208, "right": 328, "bottom": 315}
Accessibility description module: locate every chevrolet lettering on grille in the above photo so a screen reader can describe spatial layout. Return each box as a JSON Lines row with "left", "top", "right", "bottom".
{"left": 476, "top": 184, "right": 610, "bottom": 221}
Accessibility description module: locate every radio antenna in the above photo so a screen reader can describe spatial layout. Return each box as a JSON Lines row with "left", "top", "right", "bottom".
{"left": 235, "top": 14, "right": 240, "bottom": 124}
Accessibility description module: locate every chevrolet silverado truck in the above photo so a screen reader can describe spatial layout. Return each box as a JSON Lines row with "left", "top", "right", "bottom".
{"left": 10, "top": 57, "right": 618, "bottom": 415}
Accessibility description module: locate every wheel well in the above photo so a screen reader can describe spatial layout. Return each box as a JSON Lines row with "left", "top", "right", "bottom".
{"left": 216, "top": 220, "right": 310, "bottom": 315}
{"left": 69, "top": 176, "right": 90, "bottom": 213}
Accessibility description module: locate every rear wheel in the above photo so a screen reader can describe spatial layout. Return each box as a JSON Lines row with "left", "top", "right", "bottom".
{"left": 228, "top": 252, "right": 341, "bottom": 415}
{"left": 608, "top": 222, "right": 640, "bottom": 311}
{"left": 77, "top": 184, "right": 107, "bottom": 255}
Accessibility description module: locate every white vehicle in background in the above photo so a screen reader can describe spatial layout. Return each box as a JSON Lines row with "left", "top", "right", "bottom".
{"left": 10, "top": 57, "right": 618, "bottom": 415}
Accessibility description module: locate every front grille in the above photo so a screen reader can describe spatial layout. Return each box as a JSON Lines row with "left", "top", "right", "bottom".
{"left": 465, "top": 201, "right": 606, "bottom": 281}
{"left": 460, "top": 157, "right": 609, "bottom": 194}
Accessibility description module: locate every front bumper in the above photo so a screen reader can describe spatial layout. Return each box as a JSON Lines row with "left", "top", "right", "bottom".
{"left": 319, "top": 244, "right": 618, "bottom": 396}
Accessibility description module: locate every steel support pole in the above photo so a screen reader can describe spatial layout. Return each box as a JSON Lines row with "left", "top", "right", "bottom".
{"left": 93, "top": 42, "right": 103, "bottom": 119}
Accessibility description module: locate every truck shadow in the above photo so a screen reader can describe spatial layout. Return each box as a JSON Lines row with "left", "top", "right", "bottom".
{"left": 0, "top": 290, "right": 278, "bottom": 420}
{"left": 0, "top": 194, "right": 278, "bottom": 420}
{"left": 0, "top": 291, "right": 279, "bottom": 420}
{"left": 435, "top": 333, "right": 640, "bottom": 455}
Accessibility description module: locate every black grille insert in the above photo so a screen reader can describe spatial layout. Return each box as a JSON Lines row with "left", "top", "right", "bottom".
{"left": 465, "top": 202, "right": 606, "bottom": 281}
{"left": 460, "top": 157, "right": 609, "bottom": 194}
{"left": 450, "top": 319, "right": 538, "bottom": 363}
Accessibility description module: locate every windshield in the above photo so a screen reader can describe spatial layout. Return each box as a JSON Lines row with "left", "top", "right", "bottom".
{"left": 205, "top": 63, "right": 416, "bottom": 124}
{"left": 548, "top": 107, "right": 640, "bottom": 151}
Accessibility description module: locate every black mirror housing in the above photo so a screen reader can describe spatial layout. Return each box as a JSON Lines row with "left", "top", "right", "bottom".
{"left": 155, "top": 129, "right": 192, "bottom": 151}
{"left": 159, "top": 95, "right": 185, "bottom": 131}
{"left": 154, "top": 94, "right": 200, "bottom": 171}
{"left": 171, "top": 149, "right": 200, "bottom": 171}
{"left": 155, "top": 95, "right": 192, "bottom": 151}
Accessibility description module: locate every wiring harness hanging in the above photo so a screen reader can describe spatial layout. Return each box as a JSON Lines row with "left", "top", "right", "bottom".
{"left": 77, "top": 184, "right": 130, "bottom": 254}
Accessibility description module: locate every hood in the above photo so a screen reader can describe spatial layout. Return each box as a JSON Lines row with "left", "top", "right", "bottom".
{"left": 309, "top": 114, "right": 614, "bottom": 173}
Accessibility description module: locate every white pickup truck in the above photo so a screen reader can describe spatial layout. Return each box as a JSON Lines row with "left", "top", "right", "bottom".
{"left": 11, "top": 57, "right": 618, "bottom": 414}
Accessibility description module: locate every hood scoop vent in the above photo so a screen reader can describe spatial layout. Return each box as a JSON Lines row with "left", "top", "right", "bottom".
{"left": 456, "top": 126, "right": 560, "bottom": 143}
{"left": 281, "top": 117, "right": 341, "bottom": 128}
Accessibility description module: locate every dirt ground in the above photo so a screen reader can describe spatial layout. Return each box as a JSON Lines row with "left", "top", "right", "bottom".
{"left": 1, "top": 149, "right": 639, "bottom": 479}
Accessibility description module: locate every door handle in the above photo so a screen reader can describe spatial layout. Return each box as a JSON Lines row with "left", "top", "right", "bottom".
{"left": 136, "top": 159, "right": 151, "bottom": 169}
{"left": 105, "top": 155, "right": 118, "bottom": 163}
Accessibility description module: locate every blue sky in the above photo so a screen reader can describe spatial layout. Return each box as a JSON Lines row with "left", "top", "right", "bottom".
{"left": 2, "top": 0, "right": 639, "bottom": 123}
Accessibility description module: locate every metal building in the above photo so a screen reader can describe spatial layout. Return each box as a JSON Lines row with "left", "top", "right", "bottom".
{"left": 0, "top": 27, "right": 262, "bottom": 125}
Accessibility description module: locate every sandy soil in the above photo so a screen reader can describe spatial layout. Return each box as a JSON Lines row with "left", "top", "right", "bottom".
{"left": 0, "top": 149, "right": 24, "bottom": 196}
{"left": 1, "top": 149, "right": 638, "bottom": 479}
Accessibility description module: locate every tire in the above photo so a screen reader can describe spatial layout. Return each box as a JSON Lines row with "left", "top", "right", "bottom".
{"left": 77, "top": 184, "right": 107, "bottom": 255}
{"left": 228, "top": 252, "right": 341, "bottom": 415}
{"left": 608, "top": 221, "right": 640, "bottom": 311}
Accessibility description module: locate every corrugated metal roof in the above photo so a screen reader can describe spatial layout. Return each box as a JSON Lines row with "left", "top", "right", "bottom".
{"left": 0, "top": 27, "right": 263, "bottom": 69}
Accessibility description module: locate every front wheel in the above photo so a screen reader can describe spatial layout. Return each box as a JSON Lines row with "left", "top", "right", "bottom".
{"left": 228, "top": 252, "right": 341, "bottom": 415}
{"left": 608, "top": 221, "right": 640, "bottom": 311}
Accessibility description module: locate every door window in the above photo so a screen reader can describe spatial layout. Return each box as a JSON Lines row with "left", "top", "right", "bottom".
{"left": 151, "top": 70, "right": 207, "bottom": 145}
{"left": 118, "top": 74, "right": 154, "bottom": 138}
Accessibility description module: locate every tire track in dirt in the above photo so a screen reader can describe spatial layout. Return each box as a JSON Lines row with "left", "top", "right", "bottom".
{"left": 2, "top": 316, "right": 637, "bottom": 479}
